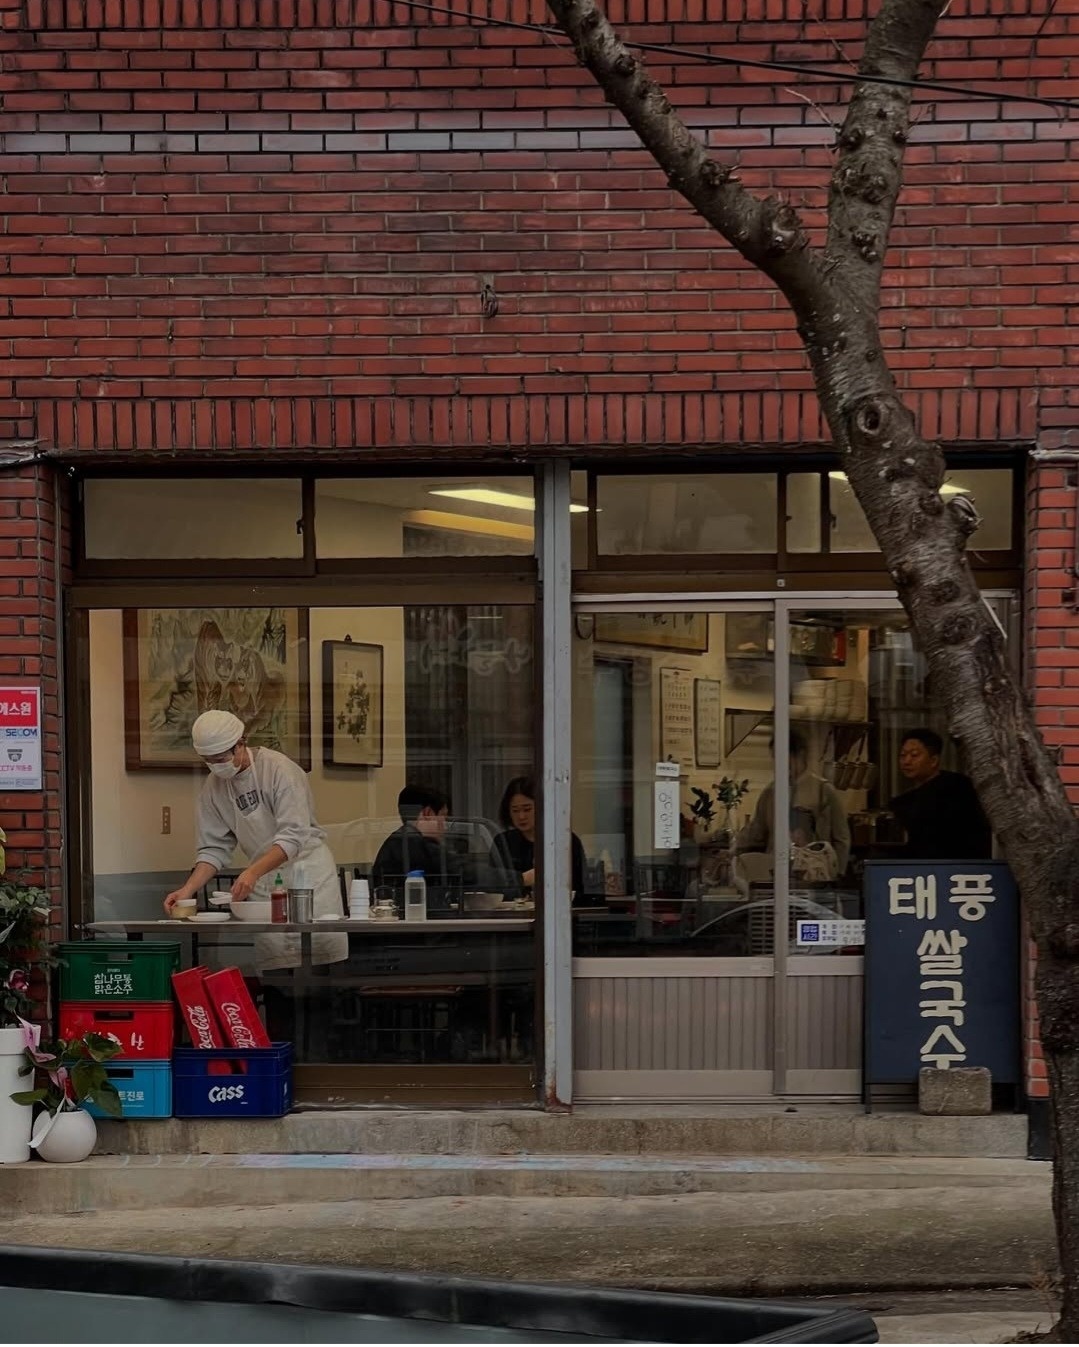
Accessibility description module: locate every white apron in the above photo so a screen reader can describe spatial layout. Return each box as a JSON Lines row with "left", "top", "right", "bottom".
{"left": 250, "top": 842, "right": 347, "bottom": 973}
{"left": 216, "top": 760, "right": 348, "bottom": 973}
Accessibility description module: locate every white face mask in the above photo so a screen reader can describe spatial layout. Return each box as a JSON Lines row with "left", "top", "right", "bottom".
{"left": 206, "top": 746, "right": 244, "bottom": 780}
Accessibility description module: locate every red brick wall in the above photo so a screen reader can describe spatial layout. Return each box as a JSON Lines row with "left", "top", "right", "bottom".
{"left": 1024, "top": 462, "right": 1078, "bottom": 1101}
{"left": 0, "top": 0, "right": 1070, "bottom": 455}
{"left": 0, "top": 462, "right": 67, "bottom": 940}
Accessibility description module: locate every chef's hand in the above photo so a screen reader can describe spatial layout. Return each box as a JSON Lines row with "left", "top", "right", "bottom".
{"left": 521, "top": 868, "right": 536, "bottom": 888}
{"left": 231, "top": 869, "right": 259, "bottom": 902}
{"left": 164, "top": 889, "right": 190, "bottom": 915}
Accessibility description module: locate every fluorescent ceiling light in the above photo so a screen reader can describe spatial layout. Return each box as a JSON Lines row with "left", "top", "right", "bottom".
{"left": 430, "top": 487, "right": 587, "bottom": 513}
{"left": 828, "top": 471, "right": 966, "bottom": 497}
{"left": 403, "top": 509, "right": 533, "bottom": 541}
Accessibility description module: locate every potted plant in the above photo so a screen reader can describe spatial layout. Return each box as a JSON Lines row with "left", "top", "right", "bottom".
{"left": 11, "top": 1023, "right": 122, "bottom": 1163}
{"left": 0, "top": 872, "right": 54, "bottom": 1164}
{"left": 713, "top": 777, "right": 752, "bottom": 847}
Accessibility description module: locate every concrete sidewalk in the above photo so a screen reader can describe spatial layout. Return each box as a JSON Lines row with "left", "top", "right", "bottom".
{"left": 0, "top": 1158, "right": 1055, "bottom": 1296}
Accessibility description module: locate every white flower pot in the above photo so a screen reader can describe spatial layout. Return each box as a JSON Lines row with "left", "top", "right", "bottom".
{"left": 31, "top": 1107, "right": 97, "bottom": 1164}
{"left": 0, "top": 1024, "right": 32, "bottom": 1164}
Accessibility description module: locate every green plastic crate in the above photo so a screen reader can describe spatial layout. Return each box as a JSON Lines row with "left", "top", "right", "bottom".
{"left": 58, "top": 942, "right": 181, "bottom": 1003}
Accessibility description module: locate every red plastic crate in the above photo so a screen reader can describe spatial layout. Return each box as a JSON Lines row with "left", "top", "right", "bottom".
{"left": 59, "top": 1002, "right": 175, "bottom": 1061}
{"left": 203, "top": 967, "right": 271, "bottom": 1050}
{"left": 171, "top": 966, "right": 226, "bottom": 1049}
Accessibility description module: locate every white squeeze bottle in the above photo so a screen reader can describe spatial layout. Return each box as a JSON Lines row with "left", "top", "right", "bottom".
{"left": 349, "top": 877, "right": 370, "bottom": 920}
{"left": 404, "top": 870, "right": 427, "bottom": 922}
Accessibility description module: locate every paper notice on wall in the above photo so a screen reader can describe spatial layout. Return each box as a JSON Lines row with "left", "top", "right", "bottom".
{"left": 0, "top": 686, "right": 41, "bottom": 792}
{"left": 654, "top": 779, "right": 680, "bottom": 850}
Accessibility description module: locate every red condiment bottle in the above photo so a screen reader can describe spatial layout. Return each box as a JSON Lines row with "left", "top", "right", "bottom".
{"left": 270, "top": 872, "right": 288, "bottom": 924}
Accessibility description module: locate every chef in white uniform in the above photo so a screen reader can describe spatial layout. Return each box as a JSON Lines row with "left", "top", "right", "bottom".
{"left": 164, "top": 710, "right": 347, "bottom": 973}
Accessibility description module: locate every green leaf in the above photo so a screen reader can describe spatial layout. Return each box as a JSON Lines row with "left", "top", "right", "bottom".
{"left": 10, "top": 1088, "right": 47, "bottom": 1107}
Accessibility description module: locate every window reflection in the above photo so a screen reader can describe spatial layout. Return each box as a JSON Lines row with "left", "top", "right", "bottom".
{"left": 597, "top": 475, "right": 778, "bottom": 554}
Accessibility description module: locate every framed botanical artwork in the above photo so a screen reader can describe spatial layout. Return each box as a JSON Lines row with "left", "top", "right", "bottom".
{"left": 122, "top": 607, "right": 311, "bottom": 771}
{"left": 322, "top": 639, "right": 384, "bottom": 769}
{"left": 694, "top": 678, "right": 722, "bottom": 769}
{"left": 595, "top": 612, "right": 709, "bottom": 654}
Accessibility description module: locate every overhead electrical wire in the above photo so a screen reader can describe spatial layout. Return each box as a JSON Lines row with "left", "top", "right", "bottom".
{"left": 394, "top": 0, "right": 1079, "bottom": 115}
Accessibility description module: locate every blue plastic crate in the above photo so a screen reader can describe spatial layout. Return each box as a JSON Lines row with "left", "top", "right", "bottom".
{"left": 86, "top": 1060, "right": 171, "bottom": 1119}
{"left": 172, "top": 1043, "right": 292, "bottom": 1118}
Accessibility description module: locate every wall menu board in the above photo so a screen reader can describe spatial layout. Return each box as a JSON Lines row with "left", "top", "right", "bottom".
{"left": 659, "top": 667, "right": 694, "bottom": 769}
{"left": 863, "top": 861, "right": 1019, "bottom": 1088}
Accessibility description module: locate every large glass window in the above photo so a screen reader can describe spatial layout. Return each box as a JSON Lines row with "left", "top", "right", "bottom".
{"left": 315, "top": 477, "right": 537, "bottom": 559}
{"left": 82, "top": 601, "right": 536, "bottom": 1092}
{"left": 596, "top": 475, "right": 778, "bottom": 555}
{"left": 83, "top": 478, "right": 304, "bottom": 559}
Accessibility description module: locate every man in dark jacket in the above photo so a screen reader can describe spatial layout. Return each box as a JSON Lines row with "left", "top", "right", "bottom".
{"left": 890, "top": 728, "right": 992, "bottom": 860}
{"left": 371, "top": 785, "right": 465, "bottom": 902}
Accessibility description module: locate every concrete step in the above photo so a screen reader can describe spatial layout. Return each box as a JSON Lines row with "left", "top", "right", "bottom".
{"left": 0, "top": 1152, "right": 1047, "bottom": 1216}
{"left": 92, "top": 1107, "right": 1030, "bottom": 1160}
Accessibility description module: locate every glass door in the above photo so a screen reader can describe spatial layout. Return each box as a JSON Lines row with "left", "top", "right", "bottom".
{"left": 571, "top": 603, "right": 778, "bottom": 1100}
{"left": 774, "top": 597, "right": 1013, "bottom": 1095}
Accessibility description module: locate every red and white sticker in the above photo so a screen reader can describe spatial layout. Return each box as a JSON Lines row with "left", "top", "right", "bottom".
{"left": 0, "top": 685, "right": 41, "bottom": 791}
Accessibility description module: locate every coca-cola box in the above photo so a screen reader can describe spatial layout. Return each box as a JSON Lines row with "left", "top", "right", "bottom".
{"left": 204, "top": 967, "right": 272, "bottom": 1050}
{"left": 171, "top": 966, "right": 226, "bottom": 1050}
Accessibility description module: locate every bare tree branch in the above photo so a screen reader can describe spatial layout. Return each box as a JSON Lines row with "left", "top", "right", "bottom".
{"left": 825, "top": 0, "right": 948, "bottom": 304}
{"left": 544, "top": 0, "right": 837, "bottom": 317}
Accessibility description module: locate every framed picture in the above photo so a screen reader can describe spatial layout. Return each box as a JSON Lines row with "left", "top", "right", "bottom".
{"left": 322, "top": 640, "right": 384, "bottom": 768}
{"left": 595, "top": 612, "right": 708, "bottom": 654}
{"left": 123, "top": 607, "right": 310, "bottom": 771}
{"left": 694, "top": 678, "right": 722, "bottom": 769}
{"left": 659, "top": 666, "right": 695, "bottom": 768}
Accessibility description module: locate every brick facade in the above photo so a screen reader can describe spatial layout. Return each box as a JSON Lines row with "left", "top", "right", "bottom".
{"left": 0, "top": 0, "right": 1074, "bottom": 1102}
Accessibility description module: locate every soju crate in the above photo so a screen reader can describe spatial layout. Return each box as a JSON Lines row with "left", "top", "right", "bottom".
{"left": 172, "top": 1044, "right": 293, "bottom": 1119}
{"left": 59, "top": 1002, "right": 175, "bottom": 1060}
{"left": 85, "top": 1061, "right": 172, "bottom": 1120}
{"left": 59, "top": 942, "right": 180, "bottom": 1003}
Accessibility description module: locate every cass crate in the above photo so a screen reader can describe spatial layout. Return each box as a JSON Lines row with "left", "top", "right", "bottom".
{"left": 86, "top": 1061, "right": 171, "bottom": 1120}
{"left": 59, "top": 942, "right": 180, "bottom": 1003}
{"left": 59, "top": 1002, "right": 175, "bottom": 1060}
{"left": 172, "top": 1044, "right": 292, "bottom": 1119}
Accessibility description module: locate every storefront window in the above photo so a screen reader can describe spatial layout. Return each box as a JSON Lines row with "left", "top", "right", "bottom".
{"left": 785, "top": 473, "right": 822, "bottom": 554}
{"left": 83, "top": 478, "right": 305, "bottom": 559}
{"left": 82, "top": 601, "right": 536, "bottom": 1096}
{"left": 315, "top": 476, "right": 537, "bottom": 559}
{"left": 572, "top": 610, "right": 776, "bottom": 956}
{"left": 596, "top": 475, "right": 778, "bottom": 555}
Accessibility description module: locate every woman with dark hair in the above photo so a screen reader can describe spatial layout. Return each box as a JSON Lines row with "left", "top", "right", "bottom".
{"left": 491, "top": 775, "right": 588, "bottom": 901}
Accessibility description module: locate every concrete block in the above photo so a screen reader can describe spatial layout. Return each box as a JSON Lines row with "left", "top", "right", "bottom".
{"left": 919, "top": 1067, "right": 992, "bottom": 1117}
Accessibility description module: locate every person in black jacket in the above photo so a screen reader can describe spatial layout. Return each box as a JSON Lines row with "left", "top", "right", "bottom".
{"left": 889, "top": 728, "right": 992, "bottom": 861}
{"left": 490, "top": 775, "right": 589, "bottom": 903}
{"left": 371, "top": 784, "right": 465, "bottom": 903}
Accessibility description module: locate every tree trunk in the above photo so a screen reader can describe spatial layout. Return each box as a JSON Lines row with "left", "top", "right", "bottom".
{"left": 545, "top": 0, "right": 1079, "bottom": 1333}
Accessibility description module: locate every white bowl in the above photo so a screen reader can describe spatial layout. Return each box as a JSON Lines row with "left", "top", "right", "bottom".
{"left": 230, "top": 899, "right": 273, "bottom": 923}
{"left": 463, "top": 891, "right": 504, "bottom": 911}
{"left": 209, "top": 891, "right": 233, "bottom": 907}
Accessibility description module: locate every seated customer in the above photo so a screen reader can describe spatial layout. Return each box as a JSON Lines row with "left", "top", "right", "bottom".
{"left": 735, "top": 732, "right": 850, "bottom": 881}
{"left": 371, "top": 784, "right": 464, "bottom": 903}
{"left": 490, "top": 775, "right": 588, "bottom": 903}
{"left": 890, "top": 728, "right": 992, "bottom": 860}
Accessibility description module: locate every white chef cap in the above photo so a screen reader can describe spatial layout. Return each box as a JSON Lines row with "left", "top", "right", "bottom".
{"left": 191, "top": 710, "right": 245, "bottom": 758}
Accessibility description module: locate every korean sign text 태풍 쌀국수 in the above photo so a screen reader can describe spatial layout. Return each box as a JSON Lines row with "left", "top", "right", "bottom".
{"left": 864, "top": 862, "right": 1019, "bottom": 1086}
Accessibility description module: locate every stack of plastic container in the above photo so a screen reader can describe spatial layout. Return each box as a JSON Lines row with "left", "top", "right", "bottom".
{"left": 57, "top": 941, "right": 180, "bottom": 1119}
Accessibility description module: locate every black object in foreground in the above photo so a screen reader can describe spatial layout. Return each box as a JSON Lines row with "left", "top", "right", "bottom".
{"left": 0, "top": 1244, "right": 877, "bottom": 1344}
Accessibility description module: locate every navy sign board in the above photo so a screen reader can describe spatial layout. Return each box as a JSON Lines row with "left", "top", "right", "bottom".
{"left": 864, "top": 861, "right": 1019, "bottom": 1085}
